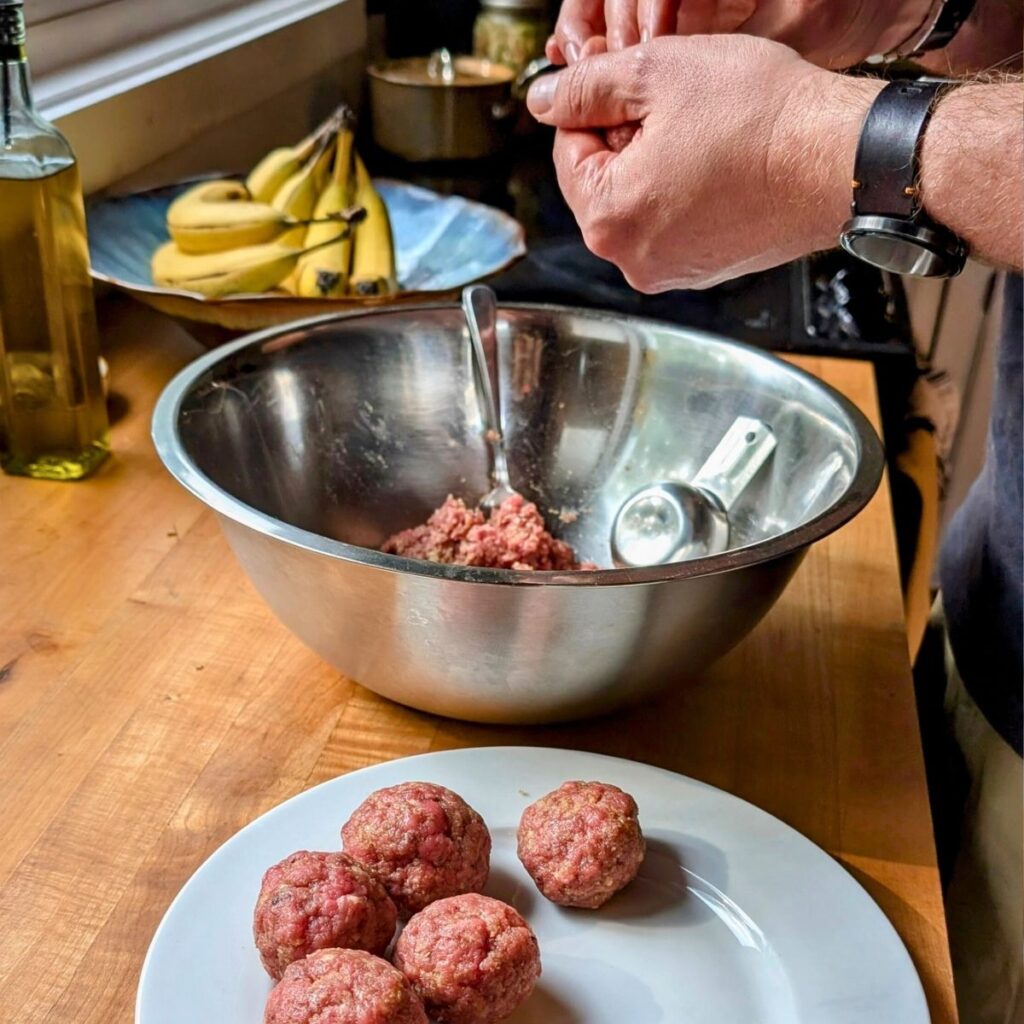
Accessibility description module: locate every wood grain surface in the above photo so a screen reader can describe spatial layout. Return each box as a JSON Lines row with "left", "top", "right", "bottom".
{"left": 0, "top": 297, "right": 957, "bottom": 1023}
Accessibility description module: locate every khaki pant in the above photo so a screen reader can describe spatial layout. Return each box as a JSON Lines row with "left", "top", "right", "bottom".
{"left": 936, "top": 602, "right": 1024, "bottom": 1024}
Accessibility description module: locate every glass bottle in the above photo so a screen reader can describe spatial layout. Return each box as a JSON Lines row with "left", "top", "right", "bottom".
{"left": 0, "top": 0, "right": 109, "bottom": 480}
{"left": 473, "top": 0, "right": 551, "bottom": 74}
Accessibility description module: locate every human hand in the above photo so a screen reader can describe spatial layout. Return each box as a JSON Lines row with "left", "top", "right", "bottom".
{"left": 548, "top": 0, "right": 938, "bottom": 69}
{"left": 527, "top": 35, "right": 882, "bottom": 290}
{"left": 547, "top": 0, "right": 754, "bottom": 63}
{"left": 739, "top": 0, "right": 939, "bottom": 67}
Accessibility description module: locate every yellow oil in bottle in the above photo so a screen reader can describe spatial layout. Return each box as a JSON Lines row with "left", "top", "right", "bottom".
{"left": 0, "top": 0, "right": 109, "bottom": 481}
{"left": 0, "top": 163, "right": 109, "bottom": 479}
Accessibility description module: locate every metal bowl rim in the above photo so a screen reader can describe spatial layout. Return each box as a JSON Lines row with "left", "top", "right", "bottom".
{"left": 151, "top": 302, "right": 885, "bottom": 588}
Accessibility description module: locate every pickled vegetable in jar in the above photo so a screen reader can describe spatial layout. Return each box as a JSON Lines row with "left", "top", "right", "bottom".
{"left": 473, "top": 0, "right": 551, "bottom": 73}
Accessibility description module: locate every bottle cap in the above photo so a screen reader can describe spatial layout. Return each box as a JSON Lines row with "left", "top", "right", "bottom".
{"left": 0, "top": 0, "right": 25, "bottom": 49}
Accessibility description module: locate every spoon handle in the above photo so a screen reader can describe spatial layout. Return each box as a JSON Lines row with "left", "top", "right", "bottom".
{"left": 461, "top": 285, "right": 512, "bottom": 491}
{"left": 692, "top": 417, "right": 776, "bottom": 512}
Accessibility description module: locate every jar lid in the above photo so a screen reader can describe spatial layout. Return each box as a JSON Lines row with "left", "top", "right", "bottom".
{"left": 480, "top": 0, "right": 550, "bottom": 12}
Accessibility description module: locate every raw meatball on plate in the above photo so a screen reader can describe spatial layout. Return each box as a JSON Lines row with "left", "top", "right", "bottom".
{"left": 253, "top": 850, "right": 397, "bottom": 980}
{"left": 341, "top": 781, "right": 491, "bottom": 917}
{"left": 394, "top": 893, "right": 541, "bottom": 1024}
{"left": 517, "top": 780, "right": 645, "bottom": 909}
{"left": 264, "top": 948, "right": 427, "bottom": 1024}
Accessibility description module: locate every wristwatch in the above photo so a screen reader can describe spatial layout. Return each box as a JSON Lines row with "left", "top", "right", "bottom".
{"left": 839, "top": 79, "right": 968, "bottom": 278}
{"left": 889, "top": 0, "right": 977, "bottom": 60}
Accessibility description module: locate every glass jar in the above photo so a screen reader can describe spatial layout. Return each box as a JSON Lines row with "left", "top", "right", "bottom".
{"left": 473, "top": 0, "right": 551, "bottom": 74}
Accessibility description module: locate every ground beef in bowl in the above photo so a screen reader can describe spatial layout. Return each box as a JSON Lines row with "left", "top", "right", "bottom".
{"left": 382, "top": 494, "right": 593, "bottom": 571}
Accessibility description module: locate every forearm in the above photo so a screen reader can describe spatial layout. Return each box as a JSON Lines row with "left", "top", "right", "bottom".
{"left": 921, "top": 82, "right": 1024, "bottom": 269}
{"left": 772, "top": 75, "right": 1023, "bottom": 272}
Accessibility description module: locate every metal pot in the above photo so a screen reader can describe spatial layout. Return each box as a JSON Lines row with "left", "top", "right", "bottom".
{"left": 368, "top": 49, "right": 517, "bottom": 162}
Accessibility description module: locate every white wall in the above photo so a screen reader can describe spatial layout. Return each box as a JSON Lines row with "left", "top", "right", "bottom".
{"left": 49, "top": 2, "right": 367, "bottom": 196}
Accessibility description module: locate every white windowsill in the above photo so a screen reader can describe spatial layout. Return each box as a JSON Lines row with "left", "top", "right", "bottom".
{"left": 39, "top": 0, "right": 365, "bottom": 195}
{"left": 37, "top": 0, "right": 348, "bottom": 121}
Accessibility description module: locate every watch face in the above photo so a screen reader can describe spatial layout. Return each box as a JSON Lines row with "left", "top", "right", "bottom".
{"left": 840, "top": 218, "right": 966, "bottom": 278}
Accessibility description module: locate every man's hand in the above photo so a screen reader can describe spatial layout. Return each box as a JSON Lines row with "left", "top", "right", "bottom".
{"left": 548, "top": 0, "right": 754, "bottom": 61}
{"left": 739, "top": 0, "right": 945, "bottom": 67}
{"left": 549, "top": 0, "right": 938, "bottom": 68}
{"left": 527, "top": 35, "right": 881, "bottom": 290}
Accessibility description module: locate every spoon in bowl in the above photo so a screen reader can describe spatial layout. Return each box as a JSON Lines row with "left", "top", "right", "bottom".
{"left": 462, "top": 284, "right": 519, "bottom": 511}
{"left": 611, "top": 417, "right": 776, "bottom": 567}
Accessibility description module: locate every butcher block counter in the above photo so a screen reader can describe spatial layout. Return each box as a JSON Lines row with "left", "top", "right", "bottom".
{"left": 0, "top": 297, "right": 956, "bottom": 1023}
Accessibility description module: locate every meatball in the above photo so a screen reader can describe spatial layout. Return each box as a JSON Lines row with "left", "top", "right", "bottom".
{"left": 264, "top": 948, "right": 427, "bottom": 1024}
{"left": 393, "top": 893, "right": 541, "bottom": 1024}
{"left": 254, "top": 850, "right": 397, "bottom": 980}
{"left": 341, "top": 782, "right": 491, "bottom": 917}
{"left": 517, "top": 780, "right": 645, "bottom": 909}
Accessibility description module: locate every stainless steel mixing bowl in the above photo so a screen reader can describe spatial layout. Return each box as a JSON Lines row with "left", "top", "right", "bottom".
{"left": 152, "top": 304, "right": 883, "bottom": 724}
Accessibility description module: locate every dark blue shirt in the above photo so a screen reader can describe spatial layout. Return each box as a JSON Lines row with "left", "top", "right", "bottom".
{"left": 940, "top": 274, "right": 1023, "bottom": 756}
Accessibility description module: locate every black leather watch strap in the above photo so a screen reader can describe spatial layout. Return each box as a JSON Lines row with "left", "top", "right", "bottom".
{"left": 851, "top": 80, "right": 948, "bottom": 220}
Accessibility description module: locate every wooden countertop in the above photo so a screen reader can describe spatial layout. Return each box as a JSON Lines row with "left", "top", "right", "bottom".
{"left": 0, "top": 297, "right": 956, "bottom": 1023}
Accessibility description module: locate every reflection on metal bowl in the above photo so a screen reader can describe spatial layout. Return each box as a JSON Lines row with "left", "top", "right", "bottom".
{"left": 152, "top": 304, "right": 883, "bottom": 724}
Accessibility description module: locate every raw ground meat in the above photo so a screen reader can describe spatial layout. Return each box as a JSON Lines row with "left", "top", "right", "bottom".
{"left": 264, "top": 948, "right": 427, "bottom": 1024}
{"left": 393, "top": 893, "right": 541, "bottom": 1024}
{"left": 381, "top": 494, "right": 593, "bottom": 571}
{"left": 517, "top": 780, "right": 645, "bottom": 909}
{"left": 341, "top": 782, "right": 491, "bottom": 917}
{"left": 253, "top": 850, "right": 397, "bottom": 980}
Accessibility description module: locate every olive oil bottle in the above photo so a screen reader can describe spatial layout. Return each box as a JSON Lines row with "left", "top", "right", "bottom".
{"left": 0, "top": 0, "right": 109, "bottom": 480}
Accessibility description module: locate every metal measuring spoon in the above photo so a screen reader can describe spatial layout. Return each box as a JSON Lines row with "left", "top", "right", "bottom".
{"left": 462, "top": 284, "right": 519, "bottom": 511}
{"left": 611, "top": 417, "right": 776, "bottom": 567}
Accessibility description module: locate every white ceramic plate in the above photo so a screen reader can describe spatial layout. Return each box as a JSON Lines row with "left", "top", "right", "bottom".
{"left": 136, "top": 747, "right": 928, "bottom": 1024}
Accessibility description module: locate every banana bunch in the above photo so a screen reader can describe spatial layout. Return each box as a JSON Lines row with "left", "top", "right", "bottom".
{"left": 153, "top": 107, "right": 398, "bottom": 300}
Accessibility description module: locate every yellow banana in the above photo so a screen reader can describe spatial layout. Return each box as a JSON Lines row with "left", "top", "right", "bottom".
{"left": 168, "top": 194, "right": 303, "bottom": 253}
{"left": 245, "top": 109, "right": 346, "bottom": 201}
{"left": 349, "top": 156, "right": 397, "bottom": 297}
{"left": 295, "top": 125, "right": 356, "bottom": 298}
{"left": 151, "top": 234, "right": 347, "bottom": 298}
{"left": 271, "top": 132, "right": 337, "bottom": 247}
{"left": 245, "top": 132, "right": 323, "bottom": 204}
{"left": 170, "top": 180, "right": 249, "bottom": 206}
{"left": 246, "top": 147, "right": 305, "bottom": 205}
